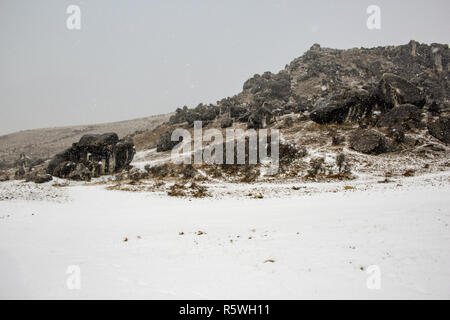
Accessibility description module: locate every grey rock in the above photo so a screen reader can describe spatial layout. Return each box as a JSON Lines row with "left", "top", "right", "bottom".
{"left": 349, "top": 129, "right": 388, "bottom": 154}
{"left": 428, "top": 116, "right": 450, "bottom": 144}
{"left": 68, "top": 163, "right": 92, "bottom": 181}
{"left": 220, "top": 118, "right": 233, "bottom": 128}
{"left": 378, "top": 104, "right": 424, "bottom": 130}
{"left": 157, "top": 132, "right": 183, "bottom": 152}
{"left": 47, "top": 133, "right": 135, "bottom": 178}
{"left": 25, "top": 171, "right": 53, "bottom": 184}
{"left": 378, "top": 73, "right": 425, "bottom": 109}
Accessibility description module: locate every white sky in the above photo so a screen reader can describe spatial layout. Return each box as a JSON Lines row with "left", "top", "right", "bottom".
{"left": 0, "top": 0, "right": 449, "bottom": 134}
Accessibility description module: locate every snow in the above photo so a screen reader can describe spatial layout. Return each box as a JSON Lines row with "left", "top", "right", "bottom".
{"left": 1, "top": 174, "right": 450, "bottom": 299}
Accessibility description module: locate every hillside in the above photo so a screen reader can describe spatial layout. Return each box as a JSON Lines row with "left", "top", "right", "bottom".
{"left": 0, "top": 113, "right": 171, "bottom": 168}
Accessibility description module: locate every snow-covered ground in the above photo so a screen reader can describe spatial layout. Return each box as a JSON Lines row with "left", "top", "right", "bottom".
{"left": 1, "top": 173, "right": 450, "bottom": 299}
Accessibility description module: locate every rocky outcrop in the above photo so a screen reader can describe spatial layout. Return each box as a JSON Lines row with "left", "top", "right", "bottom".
{"left": 47, "top": 133, "right": 135, "bottom": 179}
{"left": 310, "top": 99, "right": 349, "bottom": 124}
{"left": 247, "top": 104, "right": 274, "bottom": 129}
{"left": 14, "top": 167, "right": 25, "bottom": 179}
{"left": 24, "top": 170, "right": 53, "bottom": 184}
{"left": 0, "top": 171, "right": 9, "bottom": 182}
{"left": 243, "top": 71, "right": 291, "bottom": 102}
{"left": 169, "top": 104, "right": 219, "bottom": 126}
{"left": 377, "top": 104, "right": 424, "bottom": 130}
{"left": 349, "top": 129, "right": 388, "bottom": 154}
{"left": 157, "top": 132, "right": 183, "bottom": 152}
{"left": 428, "top": 116, "right": 450, "bottom": 144}
{"left": 68, "top": 163, "right": 92, "bottom": 181}
{"left": 378, "top": 73, "right": 426, "bottom": 110}
{"left": 220, "top": 118, "right": 233, "bottom": 128}
{"left": 310, "top": 89, "right": 376, "bottom": 124}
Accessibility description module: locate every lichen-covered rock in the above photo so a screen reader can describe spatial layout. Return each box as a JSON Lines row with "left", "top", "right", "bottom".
{"left": 378, "top": 73, "right": 426, "bottom": 109}
{"left": 428, "top": 116, "right": 450, "bottom": 144}
{"left": 349, "top": 129, "right": 387, "bottom": 154}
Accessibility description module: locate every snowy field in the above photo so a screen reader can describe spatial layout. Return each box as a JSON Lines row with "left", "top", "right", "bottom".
{"left": 1, "top": 173, "right": 450, "bottom": 299}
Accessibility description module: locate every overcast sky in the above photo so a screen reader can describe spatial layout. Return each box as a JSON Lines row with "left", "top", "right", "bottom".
{"left": 0, "top": 0, "right": 449, "bottom": 135}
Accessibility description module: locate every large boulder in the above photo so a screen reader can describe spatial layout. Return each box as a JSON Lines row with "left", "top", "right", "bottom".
{"left": 243, "top": 71, "right": 291, "bottom": 101}
{"left": 47, "top": 132, "right": 135, "bottom": 179}
{"left": 378, "top": 73, "right": 426, "bottom": 109}
{"left": 24, "top": 171, "right": 53, "bottom": 184}
{"left": 68, "top": 163, "right": 92, "bottom": 181}
{"left": 157, "top": 132, "right": 183, "bottom": 152}
{"left": 52, "top": 161, "right": 77, "bottom": 178}
{"left": 247, "top": 105, "right": 274, "bottom": 129}
{"left": 220, "top": 117, "right": 233, "bottom": 128}
{"left": 309, "top": 100, "right": 348, "bottom": 124}
{"left": 428, "top": 116, "right": 450, "bottom": 144}
{"left": 349, "top": 129, "right": 388, "bottom": 154}
{"left": 377, "top": 104, "right": 424, "bottom": 130}
{"left": 114, "top": 137, "right": 135, "bottom": 170}
{"left": 169, "top": 104, "right": 219, "bottom": 125}
{"left": 14, "top": 167, "right": 25, "bottom": 179}
{"left": 229, "top": 105, "right": 247, "bottom": 119}
{"left": 0, "top": 171, "right": 9, "bottom": 182}
{"left": 78, "top": 133, "right": 119, "bottom": 148}
{"left": 309, "top": 89, "right": 376, "bottom": 124}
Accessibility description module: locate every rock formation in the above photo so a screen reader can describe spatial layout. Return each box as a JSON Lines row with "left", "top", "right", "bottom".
{"left": 47, "top": 133, "right": 135, "bottom": 180}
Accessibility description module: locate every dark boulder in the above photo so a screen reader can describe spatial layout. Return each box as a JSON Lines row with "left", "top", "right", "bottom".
{"left": 220, "top": 118, "right": 233, "bottom": 128}
{"left": 310, "top": 100, "right": 348, "bottom": 124}
{"left": 114, "top": 137, "right": 135, "bottom": 170}
{"left": 78, "top": 133, "right": 119, "bottom": 148}
{"left": 68, "top": 163, "right": 92, "bottom": 181}
{"left": 14, "top": 167, "right": 25, "bottom": 179}
{"left": 283, "top": 101, "right": 307, "bottom": 114}
{"left": 247, "top": 105, "right": 274, "bottom": 129}
{"left": 229, "top": 106, "right": 247, "bottom": 119}
{"left": 0, "top": 171, "right": 9, "bottom": 182}
{"left": 53, "top": 161, "right": 77, "bottom": 178}
{"left": 378, "top": 73, "right": 425, "bottom": 109}
{"left": 169, "top": 104, "right": 219, "bottom": 125}
{"left": 243, "top": 71, "right": 291, "bottom": 101}
{"left": 377, "top": 104, "right": 424, "bottom": 130}
{"left": 24, "top": 171, "right": 53, "bottom": 184}
{"left": 349, "top": 129, "right": 388, "bottom": 154}
{"left": 428, "top": 116, "right": 450, "bottom": 144}
{"left": 46, "top": 148, "right": 79, "bottom": 175}
{"left": 157, "top": 132, "right": 183, "bottom": 152}
{"left": 47, "top": 133, "right": 135, "bottom": 178}
{"left": 309, "top": 89, "right": 376, "bottom": 124}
